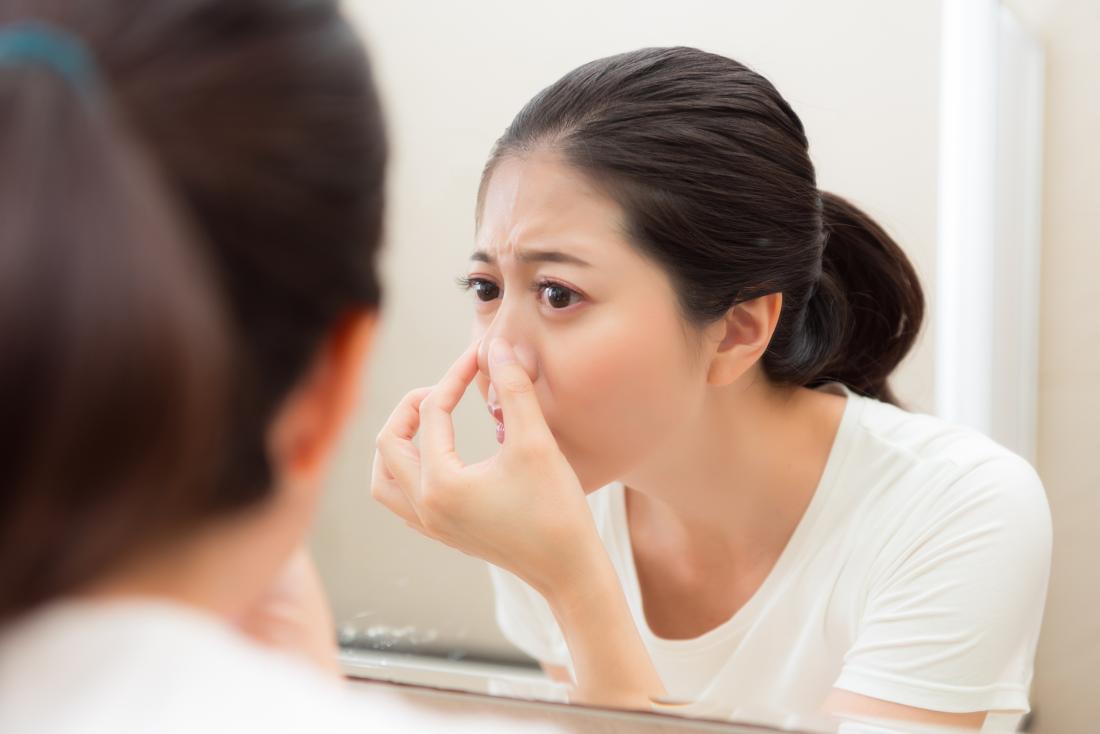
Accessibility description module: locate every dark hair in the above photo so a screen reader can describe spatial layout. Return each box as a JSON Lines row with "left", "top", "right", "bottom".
{"left": 0, "top": 0, "right": 386, "bottom": 622}
{"left": 480, "top": 47, "right": 923, "bottom": 405}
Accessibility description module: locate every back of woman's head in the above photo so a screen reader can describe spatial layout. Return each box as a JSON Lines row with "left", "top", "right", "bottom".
{"left": 0, "top": 0, "right": 386, "bottom": 621}
{"left": 482, "top": 47, "right": 923, "bottom": 404}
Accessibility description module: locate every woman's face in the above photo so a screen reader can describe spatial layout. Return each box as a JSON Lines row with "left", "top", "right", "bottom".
{"left": 468, "top": 150, "right": 712, "bottom": 492}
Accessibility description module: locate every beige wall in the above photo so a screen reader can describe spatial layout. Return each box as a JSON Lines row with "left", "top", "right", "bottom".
{"left": 1003, "top": 1, "right": 1100, "bottom": 732}
{"left": 311, "top": 0, "right": 942, "bottom": 661}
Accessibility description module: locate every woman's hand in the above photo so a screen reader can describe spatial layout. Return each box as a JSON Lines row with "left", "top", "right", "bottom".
{"left": 235, "top": 546, "right": 341, "bottom": 676}
{"left": 371, "top": 337, "right": 602, "bottom": 596}
{"left": 372, "top": 337, "right": 668, "bottom": 709}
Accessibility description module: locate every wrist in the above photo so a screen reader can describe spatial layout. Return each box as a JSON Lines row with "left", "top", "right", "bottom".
{"left": 535, "top": 546, "right": 667, "bottom": 710}
{"left": 536, "top": 539, "right": 621, "bottom": 625}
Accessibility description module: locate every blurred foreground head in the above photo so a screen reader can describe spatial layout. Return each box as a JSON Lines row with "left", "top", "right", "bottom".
{"left": 0, "top": 0, "right": 387, "bottom": 621}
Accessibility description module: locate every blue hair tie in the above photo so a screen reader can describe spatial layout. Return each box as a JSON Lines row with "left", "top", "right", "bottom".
{"left": 0, "top": 20, "right": 97, "bottom": 91}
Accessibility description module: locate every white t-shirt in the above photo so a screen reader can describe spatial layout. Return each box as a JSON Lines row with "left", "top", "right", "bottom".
{"left": 0, "top": 599, "right": 561, "bottom": 734}
{"left": 489, "top": 386, "right": 1052, "bottom": 733}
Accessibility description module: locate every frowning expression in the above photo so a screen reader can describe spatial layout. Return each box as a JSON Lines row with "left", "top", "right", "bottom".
{"left": 466, "top": 150, "right": 711, "bottom": 492}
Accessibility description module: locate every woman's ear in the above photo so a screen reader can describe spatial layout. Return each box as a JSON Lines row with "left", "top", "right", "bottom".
{"left": 269, "top": 311, "right": 379, "bottom": 482}
{"left": 704, "top": 293, "right": 783, "bottom": 386}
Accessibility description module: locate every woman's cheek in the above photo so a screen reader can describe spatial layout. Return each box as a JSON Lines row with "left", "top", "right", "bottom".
{"left": 569, "top": 329, "right": 689, "bottom": 455}
{"left": 547, "top": 339, "right": 646, "bottom": 444}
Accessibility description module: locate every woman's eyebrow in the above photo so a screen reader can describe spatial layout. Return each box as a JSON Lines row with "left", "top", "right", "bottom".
{"left": 470, "top": 248, "right": 592, "bottom": 267}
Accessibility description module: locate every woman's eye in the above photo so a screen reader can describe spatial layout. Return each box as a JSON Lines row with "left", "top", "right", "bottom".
{"left": 459, "top": 276, "right": 580, "bottom": 310}
{"left": 474, "top": 280, "right": 501, "bottom": 302}
{"left": 540, "top": 283, "right": 581, "bottom": 309}
{"left": 460, "top": 277, "right": 500, "bottom": 302}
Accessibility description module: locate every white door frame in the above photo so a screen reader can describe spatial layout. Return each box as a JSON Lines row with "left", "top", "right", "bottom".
{"left": 936, "top": 0, "right": 1044, "bottom": 462}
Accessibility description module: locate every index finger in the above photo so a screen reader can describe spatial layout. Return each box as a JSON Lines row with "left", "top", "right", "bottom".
{"left": 419, "top": 341, "right": 480, "bottom": 470}
{"left": 486, "top": 338, "right": 555, "bottom": 449}
{"left": 381, "top": 386, "right": 433, "bottom": 443}
{"left": 375, "top": 386, "right": 433, "bottom": 491}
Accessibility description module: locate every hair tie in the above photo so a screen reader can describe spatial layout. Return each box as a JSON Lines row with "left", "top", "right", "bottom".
{"left": 0, "top": 20, "right": 98, "bottom": 92}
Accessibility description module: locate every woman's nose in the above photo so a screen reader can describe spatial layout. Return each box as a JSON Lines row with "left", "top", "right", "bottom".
{"left": 476, "top": 332, "right": 539, "bottom": 388}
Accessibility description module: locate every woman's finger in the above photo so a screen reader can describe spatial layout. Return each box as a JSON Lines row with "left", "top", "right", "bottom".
{"left": 376, "top": 387, "right": 431, "bottom": 493}
{"left": 374, "top": 479, "right": 425, "bottom": 531}
{"left": 487, "top": 338, "right": 555, "bottom": 449}
{"left": 382, "top": 386, "right": 433, "bottom": 442}
{"left": 419, "top": 342, "right": 479, "bottom": 472}
{"left": 370, "top": 449, "right": 423, "bottom": 527}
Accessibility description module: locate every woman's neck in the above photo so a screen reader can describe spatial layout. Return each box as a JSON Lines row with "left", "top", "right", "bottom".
{"left": 620, "top": 381, "right": 847, "bottom": 565}
{"left": 81, "top": 506, "right": 293, "bottom": 625}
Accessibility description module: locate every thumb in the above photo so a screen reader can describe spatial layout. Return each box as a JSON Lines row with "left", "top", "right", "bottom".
{"left": 488, "top": 337, "right": 553, "bottom": 445}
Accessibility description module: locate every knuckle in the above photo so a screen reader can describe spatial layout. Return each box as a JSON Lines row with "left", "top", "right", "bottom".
{"left": 405, "top": 389, "right": 430, "bottom": 416}
{"left": 418, "top": 391, "right": 439, "bottom": 414}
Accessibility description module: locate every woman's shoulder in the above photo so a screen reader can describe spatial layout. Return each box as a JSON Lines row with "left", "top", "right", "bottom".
{"left": 841, "top": 393, "right": 1049, "bottom": 542}
{"left": 851, "top": 393, "right": 1039, "bottom": 485}
{"left": 828, "top": 398, "right": 1052, "bottom": 634}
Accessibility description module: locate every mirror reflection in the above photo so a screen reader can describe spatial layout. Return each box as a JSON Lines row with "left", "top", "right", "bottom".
{"left": 0, "top": 1, "right": 1092, "bottom": 733}
{"left": 319, "top": 2, "right": 1093, "bottom": 733}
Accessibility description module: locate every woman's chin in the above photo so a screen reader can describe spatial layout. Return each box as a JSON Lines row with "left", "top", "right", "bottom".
{"left": 561, "top": 450, "right": 621, "bottom": 495}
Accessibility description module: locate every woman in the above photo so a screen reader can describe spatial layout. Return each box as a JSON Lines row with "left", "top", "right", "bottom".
{"left": 0, "top": 2, "right": 555, "bottom": 732}
{"left": 373, "top": 47, "right": 1051, "bottom": 732}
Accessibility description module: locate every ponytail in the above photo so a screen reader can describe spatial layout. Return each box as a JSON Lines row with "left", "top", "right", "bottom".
{"left": 0, "top": 34, "right": 230, "bottom": 622}
{"left": 792, "top": 192, "right": 925, "bottom": 405}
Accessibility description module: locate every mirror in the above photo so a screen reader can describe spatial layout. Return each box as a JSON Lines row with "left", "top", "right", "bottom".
{"left": 348, "top": 676, "right": 997, "bottom": 734}
{"left": 311, "top": 1, "right": 1095, "bottom": 733}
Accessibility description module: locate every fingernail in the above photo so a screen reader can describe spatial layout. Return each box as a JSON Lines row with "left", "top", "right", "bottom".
{"left": 489, "top": 338, "right": 515, "bottom": 367}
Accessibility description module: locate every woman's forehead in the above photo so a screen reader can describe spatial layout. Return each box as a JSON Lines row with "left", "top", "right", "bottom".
{"left": 475, "top": 152, "right": 628, "bottom": 264}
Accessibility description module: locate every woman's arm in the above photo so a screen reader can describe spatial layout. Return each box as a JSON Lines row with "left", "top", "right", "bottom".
{"left": 541, "top": 662, "right": 572, "bottom": 684}
{"left": 535, "top": 541, "right": 666, "bottom": 708}
{"left": 373, "top": 339, "right": 666, "bottom": 709}
{"left": 824, "top": 690, "right": 986, "bottom": 730}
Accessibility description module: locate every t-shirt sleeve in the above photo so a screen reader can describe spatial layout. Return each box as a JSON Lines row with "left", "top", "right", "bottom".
{"left": 834, "top": 454, "right": 1052, "bottom": 717}
{"left": 486, "top": 564, "right": 572, "bottom": 669}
